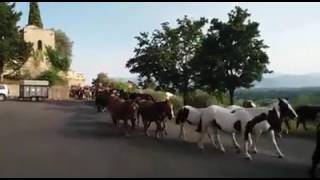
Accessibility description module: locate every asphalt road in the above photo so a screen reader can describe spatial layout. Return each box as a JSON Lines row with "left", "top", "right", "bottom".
{"left": 0, "top": 100, "right": 316, "bottom": 178}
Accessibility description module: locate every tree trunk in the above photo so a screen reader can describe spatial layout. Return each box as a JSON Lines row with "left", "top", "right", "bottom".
{"left": 183, "top": 90, "right": 188, "bottom": 106}
{"left": 229, "top": 88, "right": 235, "bottom": 105}
{"left": 0, "top": 61, "right": 4, "bottom": 83}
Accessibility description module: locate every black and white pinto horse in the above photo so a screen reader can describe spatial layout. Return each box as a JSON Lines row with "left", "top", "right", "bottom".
{"left": 197, "top": 98, "right": 298, "bottom": 160}
{"left": 175, "top": 105, "right": 206, "bottom": 141}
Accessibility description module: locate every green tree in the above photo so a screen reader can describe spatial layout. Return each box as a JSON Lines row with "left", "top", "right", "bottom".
{"left": 126, "top": 16, "right": 208, "bottom": 105}
{"left": 0, "top": 2, "right": 32, "bottom": 81}
{"left": 28, "top": 2, "right": 43, "bottom": 28}
{"left": 38, "top": 69, "right": 64, "bottom": 86}
{"left": 92, "top": 72, "right": 112, "bottom": 87}
{"left": 45, "top": 29, "right": 73, "bottom": 72}
{"left": 193, "top": 6, "right": 271, "bottom": 105}
{"left": 46, "top": 46, "right": 70, "bottom": 72}
{"left": 54, "top": 29, "right": 73, "bottom": 60}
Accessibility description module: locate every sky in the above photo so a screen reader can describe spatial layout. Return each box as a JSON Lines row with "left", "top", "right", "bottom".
{"left": 14, "top": 2, "right": 320, "bottom": 84}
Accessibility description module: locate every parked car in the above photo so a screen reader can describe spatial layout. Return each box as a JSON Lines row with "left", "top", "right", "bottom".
{"left": 0, "top": 84, "right": 9, "bottom": 101}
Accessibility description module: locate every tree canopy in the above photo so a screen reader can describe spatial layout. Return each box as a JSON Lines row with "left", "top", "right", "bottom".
{"left": 28, "top": 2, "right": 43, "bottom": 28}
{"left": 54, "top": 29, "right": 73, "bottom": 60}
{"left": 0, "top": 2, "right": 32, "bottom": 81}
{"left": 92, "top": 72, "right": 112, "bottom": 87}
{"left": 126, "top": 7, "right": 271, "bottom": 105}
{"left": 193, "top": 6, "right": 271, "bottom": 104}
{"left": 45, "top": 29, "right": 73, "bottom": 72}
{"left": 126, "top": 16, "right": 208, "bottom": 104}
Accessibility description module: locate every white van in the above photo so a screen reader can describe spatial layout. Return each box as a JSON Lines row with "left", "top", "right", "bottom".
{"left": 0, "top": 84, "right": 9, "bottom": 101}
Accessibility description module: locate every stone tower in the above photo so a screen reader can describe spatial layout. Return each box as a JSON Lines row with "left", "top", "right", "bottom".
{"left": 20, "top": 2, "right": 55, "bottom": 79}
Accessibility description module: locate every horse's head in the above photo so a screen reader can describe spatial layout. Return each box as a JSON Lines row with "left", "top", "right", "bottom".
{"left": 175, "top": 107, "right": 189, "bottom": 124}
{"left": 278, "top": 98, "right": 298, "bottom": 120}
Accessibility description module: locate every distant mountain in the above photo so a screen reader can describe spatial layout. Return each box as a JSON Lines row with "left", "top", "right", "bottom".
{"left": 254, "top": 73, "right": 320, "bottom": 88}
{"left": 111, "top": 76, "right": 139, "bottom": 84}
{"left": 111, "top": 73, "right": 320, "bottom": 89}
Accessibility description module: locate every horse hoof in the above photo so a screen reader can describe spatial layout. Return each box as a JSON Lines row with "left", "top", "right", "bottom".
{"left": 245, "top": 155, "right": 252, "bottom": 161}
{"left": 198, "top": 144, "right": 205, "bottom": 150}
{"left": 250, "top": 149, "right": 258, "bottom": 154}
{"left": 278, "top": 154, "right": 284, "bottom": 159}
{"left": 236, "top": 149, "right": 241, "bottom": 154}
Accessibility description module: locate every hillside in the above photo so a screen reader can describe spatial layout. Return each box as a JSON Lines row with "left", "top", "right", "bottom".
{"left": 254, "top": 73, "right": 320, "bottom": 88}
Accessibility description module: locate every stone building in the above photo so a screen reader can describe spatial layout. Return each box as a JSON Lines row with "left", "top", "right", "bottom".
{"left": 4, "top": 2, "right": 86, "bottom": 86}
{"left": 20, "top": 25, "right": 55, "bottom": 78}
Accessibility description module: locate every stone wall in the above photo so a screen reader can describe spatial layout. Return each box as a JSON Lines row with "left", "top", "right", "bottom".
{"left": 48, "top": 85, "right": 70, "bottom": 100}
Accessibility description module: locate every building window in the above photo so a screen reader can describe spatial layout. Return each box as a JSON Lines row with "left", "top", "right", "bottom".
{"left": 37, "top": 40, "right": 43, "bottom": 51}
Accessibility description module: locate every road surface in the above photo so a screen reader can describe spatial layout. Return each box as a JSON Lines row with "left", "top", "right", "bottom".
{"left": 0, "top": 100, "right": 316, "bottom": 178}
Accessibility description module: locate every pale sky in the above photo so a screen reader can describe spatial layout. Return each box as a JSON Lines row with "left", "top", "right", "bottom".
{"left": 14, "top": 2, "right": 320, "bottom": 83}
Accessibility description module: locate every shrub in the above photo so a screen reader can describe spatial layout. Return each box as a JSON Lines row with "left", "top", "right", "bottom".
{"left": 111, "top": 80, "right": 129, "bottom": 91}
{"left": 37, "top": 69, "right": 65, "bottom": 86}
{"left": 186, "top": 90, "right": 219, "bottom": 108}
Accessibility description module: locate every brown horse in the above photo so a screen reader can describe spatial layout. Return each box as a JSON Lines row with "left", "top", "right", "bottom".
{"left": 106, "top": 94, "right": 138, "bottom": 135}
{"left": 137, "top": 100, "right": 174, "bottom": 140}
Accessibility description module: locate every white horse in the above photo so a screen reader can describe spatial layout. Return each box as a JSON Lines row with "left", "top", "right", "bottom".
{"left": 175, "top": 105, "right": 206, "bottom": 141}
{"left": 197, "top": 98, "right": 298, "bottom": 160}
{"left": 229, "top": 98, "right": 297, "bottom": 159}
{"left": 197, "top": 105, "right": 249, "bottom": 154}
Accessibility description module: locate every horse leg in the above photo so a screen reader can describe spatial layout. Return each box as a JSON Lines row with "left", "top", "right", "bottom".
{"left": 143, "top": 120, "right": 150, "bottom": 136}
{"left": 124, "top": 119, "right": 130, "bottom": 136}
{"left": 137, "top": 114, "right": 141, "bottom": 127}
{"left": 248, "top": 133, "right": 253, "bottom": 148}
{"left": 249, "top": 131, "right": 261, "bottom": 154}
{"left": 207, "top": 127, "right": 219, "bottom": 149}
{"left": 197, "top": 125, "right": 207, "bottom": 150}
{"left": 213, "top": 128, "right": 225, "bottom": 153}
{"left": 130, "top": 117, "right": 136, "bottom": 131}
{"left": 269, "top": 130, "right": 284, "bottom": 158}
{"left": 284, "top": 119, "right": 290, "bottom": 135}
{"left": 232, "top": 133, "right": 241, "bottom": 153}
{"left": 179, "top": 123, "right": 186, "bottom": 141}
{"left": 160, "top": 121, "right": 165, "bottom": 140}
{"left": 112, "top": 115, "right": 117, "bottom": 127}
{"left": 296, "top": 119, "right": 301, "bottom": 130}
{"left": 163, "top": 120, "right": 168, "bottom": 135}
{"left": 243, "top": 130, "right": 253, "bottom": 160}
{"left": 310, "top": 152, "right": 320, "bottom": 178}
{"left": 303, "top": 120, "right": 308, "bottom": 131}
{"left": 155, "top": 121, "right": 161, "bottom": 140}
{"left": 244, "top": 139, "right": 252, "bottom": 160}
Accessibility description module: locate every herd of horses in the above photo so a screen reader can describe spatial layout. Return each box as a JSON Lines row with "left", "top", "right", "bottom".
{"left": 93, "top": 88, "right": 320, "bottom": 177}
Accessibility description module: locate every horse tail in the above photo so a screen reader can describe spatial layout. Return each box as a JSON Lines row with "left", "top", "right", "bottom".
{"left": 196, "top": 118, "right": 202, "bottom": 133}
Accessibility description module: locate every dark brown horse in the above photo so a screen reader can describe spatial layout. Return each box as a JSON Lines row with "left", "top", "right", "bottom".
{"left": 106, "top": 94, "right": 138, "bottom": 135}
{"left": 137, "top": 100, "right": 174, "bottom": 140}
